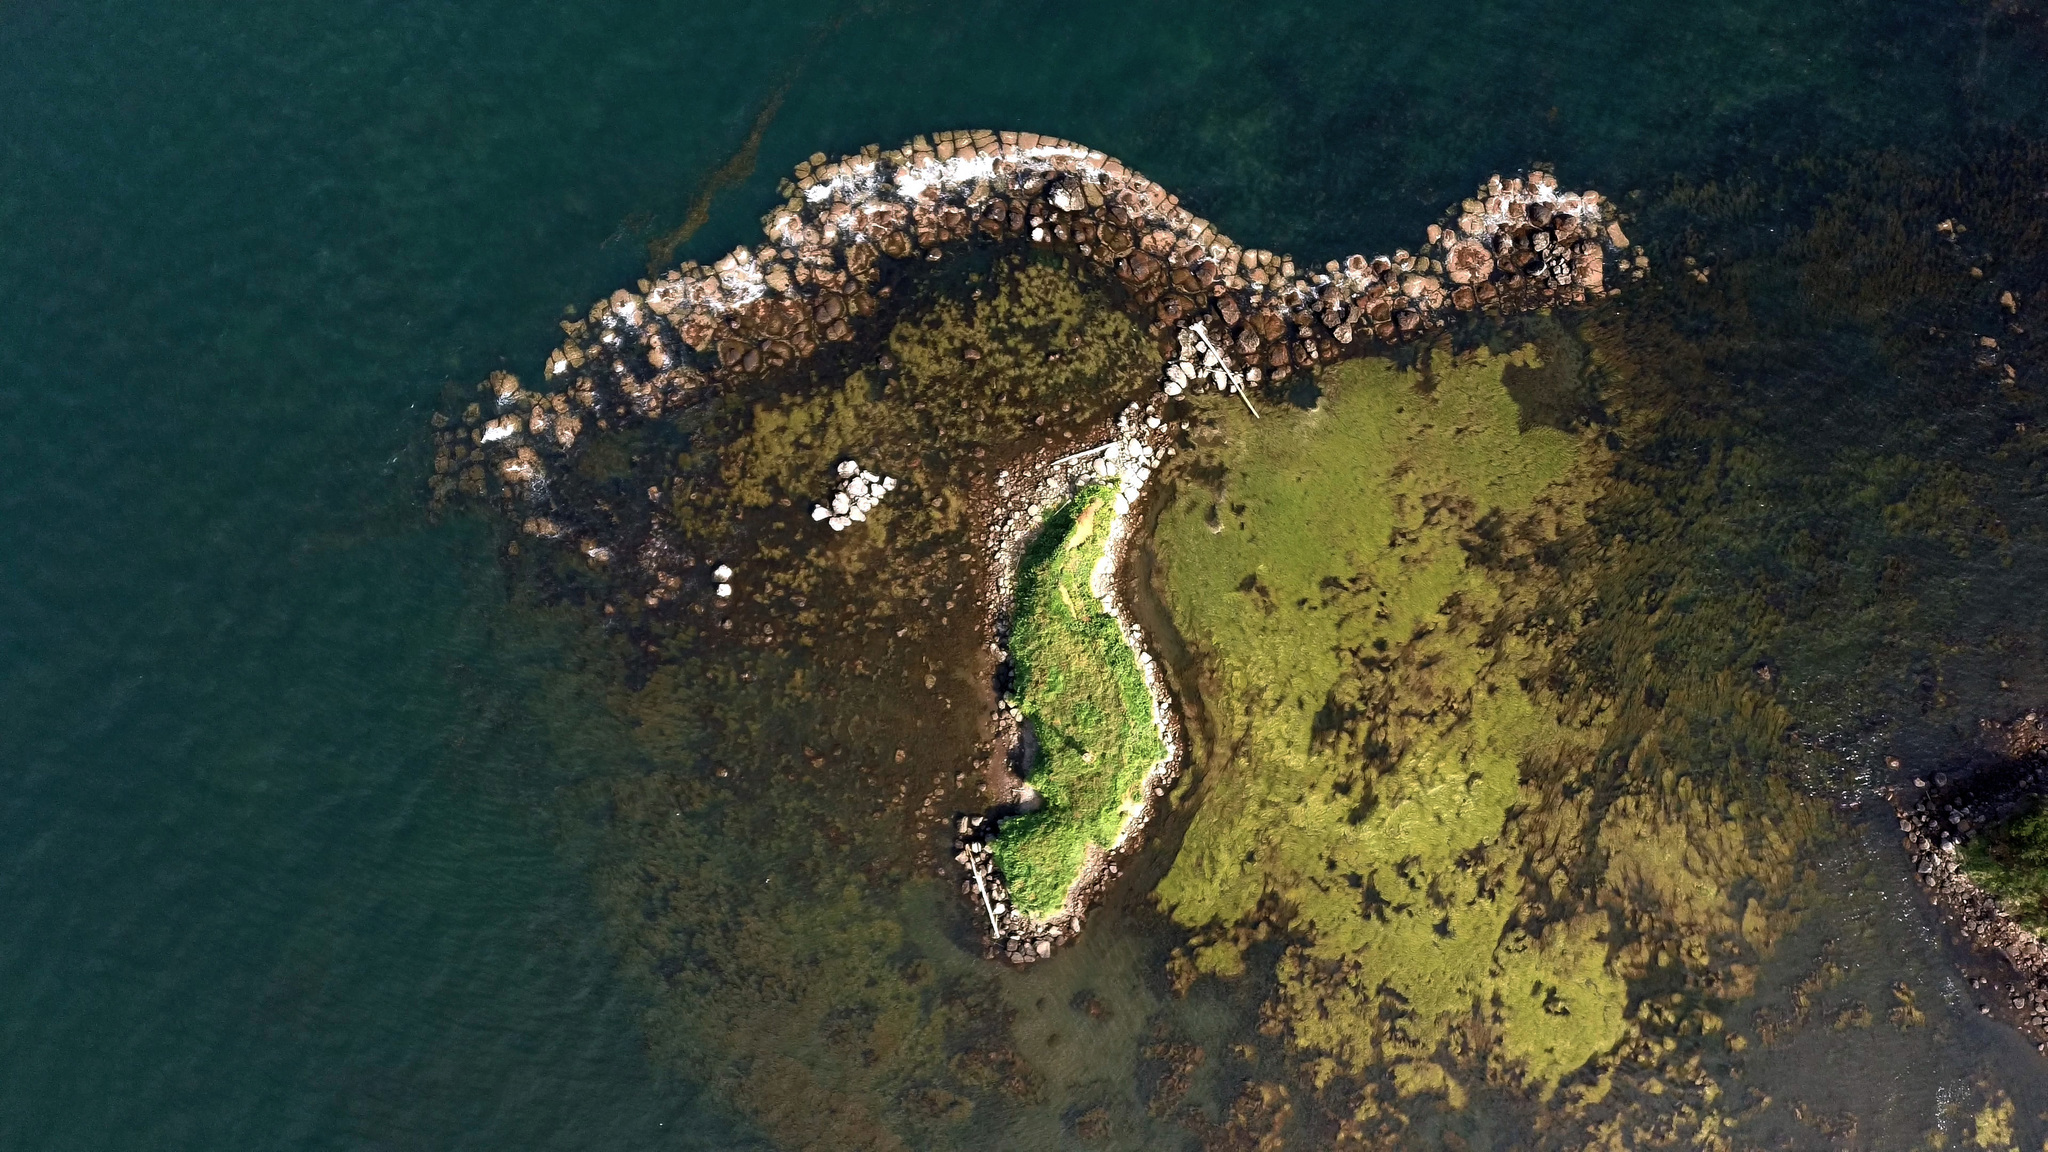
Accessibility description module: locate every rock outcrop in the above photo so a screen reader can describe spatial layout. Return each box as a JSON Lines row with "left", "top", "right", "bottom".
{"left": 431, "top": 130, "right": 1630, "bottom": 965}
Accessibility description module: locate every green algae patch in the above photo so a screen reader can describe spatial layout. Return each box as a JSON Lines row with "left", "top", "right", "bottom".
{"left": 1153, "top": 348, "right": 1626, "bottom": 1089}
{"left": 992, "top": 484, "right": 1165, "bottom": 917}
{"left": 1148, "top": 335, "right": 1832, "bottom": 1115}
{"left": 1963, "top": 797, "right": 2048, "bottom": 933}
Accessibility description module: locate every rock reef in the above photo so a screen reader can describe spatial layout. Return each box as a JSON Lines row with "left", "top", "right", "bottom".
{"left": 436, "top": 129, "right": 1624, "bottom": 963}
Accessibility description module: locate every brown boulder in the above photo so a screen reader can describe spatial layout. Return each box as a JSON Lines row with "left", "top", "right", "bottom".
{"left": 1120, "top": 251, "right": 1161, "bottom": 284}
{"left": 1446, "top": 240, "right": 1495, "bottom": 285}
{"left": 679, "top": 312, "right": 717, "bottom": 352}
{"left": 845, "top": 242, "right": 876, "bottom": 279}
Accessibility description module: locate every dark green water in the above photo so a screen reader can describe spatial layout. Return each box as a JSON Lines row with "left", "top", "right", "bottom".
{"left": 5, "top": 1, "right": 2048, "bottom": 1148}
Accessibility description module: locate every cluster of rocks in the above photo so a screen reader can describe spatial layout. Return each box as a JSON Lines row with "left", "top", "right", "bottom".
{"left": 449, "top": 129, "right": 1624, "bottom": 568}
{"left": 812, "top": 459, "right": 896, "bottom": 531}
{"left": 1888, "top": 757, "right": 2048, "bottom": 1050}
{"left": 988, "top": 403, "right": 1168, "bottom": 603}
{"left": 429, "top": 403, "right": 497, "bottom": 501}
{"left": 1164, "top": 321, "right": 1246, "bottom": 402}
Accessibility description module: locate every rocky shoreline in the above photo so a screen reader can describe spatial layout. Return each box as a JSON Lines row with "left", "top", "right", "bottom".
{"left": 440, "top": 129, "right": 1628, "bottom": 963}
{"left": 1887, "top": 746, "right": 2048, "bottom": 1053}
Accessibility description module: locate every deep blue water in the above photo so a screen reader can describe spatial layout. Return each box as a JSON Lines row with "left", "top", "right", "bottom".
{"left": 4, "top": 1, "right": 2046, "bottom": 1148}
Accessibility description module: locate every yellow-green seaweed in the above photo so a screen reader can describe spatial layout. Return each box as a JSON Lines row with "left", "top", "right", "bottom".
{"left": 1145, "top": 329, "right": 1834, "bottom": 1115}
{"left": 1153, "top": 348, "right": 1628, "bottom": 1090}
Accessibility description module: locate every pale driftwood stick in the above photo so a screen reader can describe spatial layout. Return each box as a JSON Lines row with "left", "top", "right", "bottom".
{"left": 1047, "top": 442, "right": 1114, "bottom": 469}
{"left": 1186, "top": 320, "right": 1259, "bottom": 420}
{"left": 968, "top": 854, "right": 1003, "bottom": 938}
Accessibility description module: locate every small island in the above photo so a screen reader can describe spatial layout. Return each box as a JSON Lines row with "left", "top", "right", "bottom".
{"left": 990, "top": 484, "right": 1166, "bottom": 917}
{"left": 1965, "top": 795, "right": 2048, "bottom": 932}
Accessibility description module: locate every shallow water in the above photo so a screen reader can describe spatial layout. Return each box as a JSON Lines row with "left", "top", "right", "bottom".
{"left": 7, "top": 0, "right": 2048, "bottom": 1148}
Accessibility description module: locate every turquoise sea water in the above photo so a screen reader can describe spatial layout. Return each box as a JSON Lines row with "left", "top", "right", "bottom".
{"left": 5, "top": 1, "right": 2048, "bottom": 1148}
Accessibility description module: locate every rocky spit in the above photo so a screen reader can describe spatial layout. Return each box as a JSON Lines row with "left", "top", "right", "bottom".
{"left": 1887, "top": 752, "right": 2048, "bottom": 1052}
{"left": 440, "top": 129, "right": 1627, "bottom": 964}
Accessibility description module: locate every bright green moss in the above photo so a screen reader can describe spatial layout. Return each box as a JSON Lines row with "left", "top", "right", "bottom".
{"left": 991, "top": 484, "right": 1166, "bottom": 917}
{"left": 1963, "top": 797, "right": 2048, "bottom": 933}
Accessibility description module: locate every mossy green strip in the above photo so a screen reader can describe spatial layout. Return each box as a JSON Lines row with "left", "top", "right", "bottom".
{"left": 991, "top": 484, "right": 1165, "bottom": 917}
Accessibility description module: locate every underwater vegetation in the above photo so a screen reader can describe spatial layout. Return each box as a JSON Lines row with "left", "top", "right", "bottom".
{"left": 574, "top": 645, "right": 1030, "bottom": 1152}
{"left": 449, "top": 131, "right": 1623, "bottom": 652}
{"left": 1148, "top": 340, "right": 1821, "bottom": 1127}
{"left": 497, "top": 256, "right": 1170, "bottom": 1151}
{"left": 991, "top": 484, "right": 1166, "bottom": 917}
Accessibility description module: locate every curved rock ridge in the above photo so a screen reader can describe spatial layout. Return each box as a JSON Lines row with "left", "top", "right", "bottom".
{"left": 438, "top": 129, "right": 1626, "bottom": 516}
